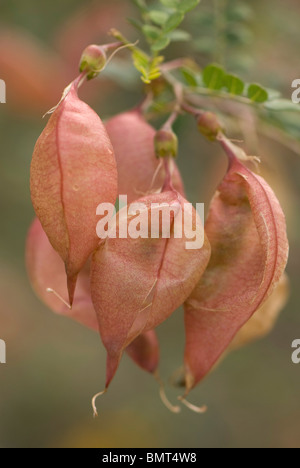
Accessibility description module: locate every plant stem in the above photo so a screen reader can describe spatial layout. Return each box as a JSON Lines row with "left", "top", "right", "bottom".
{"left": 109, "top": 29, "right": 139, "bottom": 53}
{"left": 163, "top": 109, "right": 180, "bottom": 130}
{"left": 161, "top": 58, "right": 199, "bottom": 73}
{"left": 187, "top": 87, "right": 256, "bottom": 106}
{"left": 181, "top": 102, "right": 202, "bottom": 117}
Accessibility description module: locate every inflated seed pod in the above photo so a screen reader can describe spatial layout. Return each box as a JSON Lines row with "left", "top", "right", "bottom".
{"left": 104, "top": 110, "right": 186, "bottom": 377}
{"left": 26, "top": 218, "right": 159, "bottom": 374}
{"left": 183, "top": 136, "right": 289, "bottom": 394}
{"left": 105, "top": 109, "right": 185, "bottom": 203}
{"left": 30, "top": 79, "right": 118, "bottom": 305}
{"left": 91, "top": 187, "right": 211, "bottom": 388}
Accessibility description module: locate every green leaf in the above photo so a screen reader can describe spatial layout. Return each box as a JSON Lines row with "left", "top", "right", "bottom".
{"left": 142, "top": 25, "right": 162, "bottom": 41}
{"left": 223, "top": 74, "right": 245, "bottom": 95}
{"left": 133, "top": 0, "right": 148, "bottom": 13}
{"left": 127, "top": 17, "right": 143, "bottom": 31}
{"left": 132, "top": 49, "right": 150, "bottom": 82}
{"left": 264, "top": 99, "right": 300, "bottom": 112}
{"left": 181, "top": 67, "right": 199, "bottom": 87}
{"left": 247, "top": 84, "right": 268, "bottom": 103}
{"left": 147, "top": 56, "right": 164, "bottom": 81}
{"left": 168, "top": 29, "right": 191, "bottom": 41}
{"left": 178, "top": 0, "right": 201, "bottom": 13}
{"left": 151, "top": 36, "right": 171, "bottom": 52}
{"left": 203, "top": 64, "right": 225, "bottom": 90}
{"left": 132, "top": 49, "right": 149, "bottom": 69}
{"left": 160, "top": 0, "right": 180, "bottom": 8}
{"left": 164, "top": 12, "right": 184, "bottom": 32}
{"left": 132, "top": 49, "right": 164, "bottom": 83}
{"left": 149, "top": 10, "right": 169, "bottom": 25}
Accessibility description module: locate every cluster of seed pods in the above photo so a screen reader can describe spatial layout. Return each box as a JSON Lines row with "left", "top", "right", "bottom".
{"left": 27, "top": 50, "right": 289, "bottom": 414}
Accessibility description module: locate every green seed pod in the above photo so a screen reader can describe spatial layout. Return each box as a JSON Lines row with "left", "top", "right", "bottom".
{"left": 79, "top": 44, "right": 107, "bottom": 80}
{"left": 154, "top": 129, "right": 178, "bottom": 159}
{"left": 197, "top": 111, "right": 223, "bottom": 141}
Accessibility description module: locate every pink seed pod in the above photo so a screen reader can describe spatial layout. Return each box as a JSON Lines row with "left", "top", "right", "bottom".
{"left": 91, "top": 188, "right": 211, "bottom": 389}
{"left": 26, "top": 218, "right": 159, "bottom": 374}
{"left": 105, "top": 109, "right": 185, "bottom": 204}
{"left": 26, "top": 217, "right": 97, "bottom": 329}
{"left": 105, "top": 109, "right": 185, "bottom": 377}
{"left": 183, "top": 136, "right": 289, "bottom": 393}
{"left": 106, "top": 109, "right": 186, "bottom": 379}
{"left": 126, "top": 330, "right": 159, "bottom": 374}
{"left": 229, "top": 273, "right": 289, "bottom": 351}
{"left": 30, "top": 79, "right": 118, "bottom": 305}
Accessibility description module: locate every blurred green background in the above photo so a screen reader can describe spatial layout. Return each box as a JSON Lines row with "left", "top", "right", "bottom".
{"left": 0, "top": 0, "right": 300, "bottom": 448}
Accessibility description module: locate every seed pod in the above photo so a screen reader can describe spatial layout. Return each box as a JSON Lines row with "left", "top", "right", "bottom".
{"left": 183, "top": 137, "right": 289, "bottom": 393}
{"left": 26, "top": 218, "right": 97, "bottom": 329}
{"left": 230, "top": 273, "right": 289, "bottom": 350}
{"left": 79, "top": 44, "right": 107, "bottom": 80}
{"left": 91, "top": 189, "right": 211, "bottom": 388}
{"left": 105, "top": 110, "right": 185, "bottom": 373}
{"left": 197, "top": 112, "right": 223, "bottom": 141}
{"left": 26, "top": 218, "right": 159, "bottom": 374}
{"left": 154, "top": 129, "right": 178, "bottom": 159}
{"left": 210, "top": 273, "right": 289, "bottom": 372}
{"left": 126, "top": 331, "right": 159, "bottom": 374}
{"left": 105, "top": 110, "right": 185, "bottom": 204}
{"left": 106, "top": 110, "right": 185, "bottom": 377}
{"left": 30, "top": 81, "right": 117, "bottom": 305}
